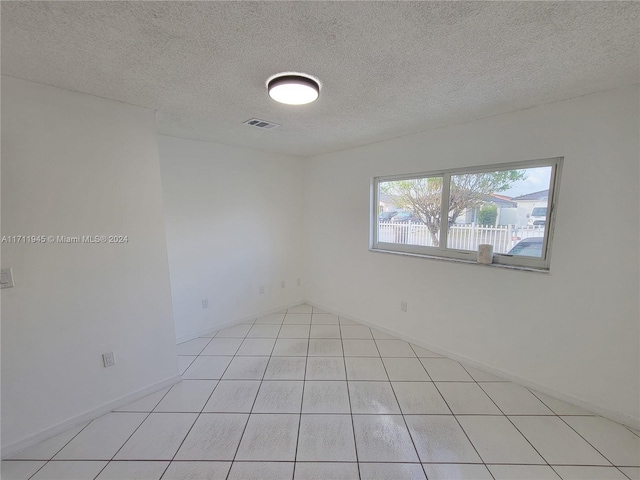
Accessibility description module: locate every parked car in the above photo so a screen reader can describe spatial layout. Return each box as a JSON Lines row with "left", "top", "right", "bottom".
{"left": 506, "top": 237, "right": 543, "bottom": 257}
{"left": 391, "top": 211, "right": 422, "bottom": 223}
{"left": 378, "top": 211, "right": 398, "bottom": 222}
{"left": 527, "top": 205, "right": 547, "bottom": 226}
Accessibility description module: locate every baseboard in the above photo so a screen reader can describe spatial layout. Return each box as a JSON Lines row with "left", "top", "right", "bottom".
{"left": 305, "top": 299, "right": 640, "bottom": 431}
{"left": 1, "top": 374, "right": 182, "bottom": 459}
{"left": 176, "top": 300, "right": 304, "bottom": 344}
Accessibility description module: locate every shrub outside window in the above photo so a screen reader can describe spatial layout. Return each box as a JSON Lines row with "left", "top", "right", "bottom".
{"left": 370, "top": 157, "right": 563, "bottom": 270}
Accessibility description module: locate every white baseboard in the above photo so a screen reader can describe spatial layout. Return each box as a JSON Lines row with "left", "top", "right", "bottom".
{"left": 1, "top": 374, "right": 181, "bottom": 459}
{"left": 305, "top": 300, "right": 640, "bottom": 431}
{"left": 176, "top": 301, "right": 304, "bottom": 344}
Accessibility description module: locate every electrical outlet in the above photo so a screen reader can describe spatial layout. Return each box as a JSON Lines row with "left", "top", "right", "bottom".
{"left": 297, "top": 278, "right": 301, "bottom": 286}
{"left": 400, "top": 301, "right": 407, "bottom": 312}
{"left": 202, "top": 298, "right": 209, "bottom": 309}
{"left": 102, "top": 352, "right": 116, "bottom": 368}
{"left": 281, "top": 280, "right": 285, "bottom": 288}
{"left": 259, "top": 285, "right": 265, "bottom": 294}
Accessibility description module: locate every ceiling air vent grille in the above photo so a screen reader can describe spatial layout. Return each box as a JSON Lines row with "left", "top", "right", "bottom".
{"left": 243, "top": 118, "right": 280, "bottom": 130}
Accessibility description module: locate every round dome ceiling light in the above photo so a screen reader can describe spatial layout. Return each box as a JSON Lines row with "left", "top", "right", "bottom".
{"left": 267, "top": 74, "right": 320, "bottom": 105}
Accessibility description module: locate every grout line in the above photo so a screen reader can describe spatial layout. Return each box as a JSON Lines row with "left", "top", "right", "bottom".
{"left": 224, "top": 312, "right": 285, "bottom": 480}
{"left": 292, "top": 308, "right": 313, "bottom": 480}
{"left": 370, "top": 334, "right": 428, "bottom": 480}
{"left": 338, "top": 315, "right": 362, "bottom": 480}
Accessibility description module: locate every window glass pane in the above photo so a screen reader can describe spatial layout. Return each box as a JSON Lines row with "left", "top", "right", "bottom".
{"left": 446, "top": 166, "right": 552, "bottom": 257}
{"left": 378, "top": 177, "right": 443, "bottom": 247}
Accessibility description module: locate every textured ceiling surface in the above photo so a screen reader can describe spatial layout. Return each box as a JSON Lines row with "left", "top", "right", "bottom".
{"left": 2, "top": 1, "right": 639, "bottom": 157}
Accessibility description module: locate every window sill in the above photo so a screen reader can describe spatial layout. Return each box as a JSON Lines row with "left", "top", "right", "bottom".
{"left": 369, "top": 247, "right": 550, "bottom": 274}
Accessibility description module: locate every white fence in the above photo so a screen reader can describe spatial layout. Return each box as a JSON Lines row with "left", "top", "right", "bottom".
{"left": 378, "top": 222, "right": 545, "bottom": 254}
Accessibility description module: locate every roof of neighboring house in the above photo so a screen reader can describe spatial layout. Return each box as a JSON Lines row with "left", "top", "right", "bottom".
{"left": 483, "top": 193, "right": 517, "bottom": 208}
{"left": 512, "top": 189, "right": 549, "bottom": 201}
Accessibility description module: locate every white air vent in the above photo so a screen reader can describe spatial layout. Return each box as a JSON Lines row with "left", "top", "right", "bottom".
{"left": 243, "top": 118, "right": 280, "bottom": 130}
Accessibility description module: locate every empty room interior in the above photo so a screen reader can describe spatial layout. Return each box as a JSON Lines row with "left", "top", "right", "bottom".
{"left": 1, "top": 2, "right": 639, "bottom": 480}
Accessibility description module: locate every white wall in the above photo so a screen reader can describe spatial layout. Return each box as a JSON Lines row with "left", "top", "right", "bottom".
{"left": 304, "top": 85, "right": 640, "bottom": 426}
{"left": 159, "top": 136, "right": 304, "bottom": 341}
{"left": 1, "top": 77, "right": 179, "bottom": 451}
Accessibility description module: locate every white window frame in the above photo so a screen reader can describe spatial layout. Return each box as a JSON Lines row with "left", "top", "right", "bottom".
{"left": 370, "top": 157, "right": 563, "bottom": 271}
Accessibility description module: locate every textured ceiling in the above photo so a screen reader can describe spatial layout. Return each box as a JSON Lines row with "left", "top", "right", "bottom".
{"left": 2, "top": 1, "right": 639, "bottom": 157}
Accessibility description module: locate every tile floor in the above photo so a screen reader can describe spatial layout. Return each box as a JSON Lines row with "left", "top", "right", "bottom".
{"left": 3, "top": 304, "right": 639, "bottom": 480}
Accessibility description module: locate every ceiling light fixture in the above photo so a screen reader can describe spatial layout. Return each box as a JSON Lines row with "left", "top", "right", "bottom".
{"left": 267, "top": 73, "right": 320, "bottom": 105}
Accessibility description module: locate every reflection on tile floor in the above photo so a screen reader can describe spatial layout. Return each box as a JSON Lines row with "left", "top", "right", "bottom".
{"left": 3, "top": 304, "right": 639, "bottom": 479}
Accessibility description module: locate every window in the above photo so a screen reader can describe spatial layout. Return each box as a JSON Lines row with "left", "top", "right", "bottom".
{"left": 370, "top": 157, "right": 562, "bottom": 270}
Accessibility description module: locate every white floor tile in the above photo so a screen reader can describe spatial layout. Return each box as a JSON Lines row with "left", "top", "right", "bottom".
{"left": 360, "top": 463, "right": 426, "bottom": 480}
{"left": 311, "top": 306, "right": 329, "bottom": 314}
{"left": 176, "top": 338, "right": 211, "bottom": 355}
{"left": 181, "top": 356, "right": 232, "bottom": 380}
{"left": 247, "top": 324, "right": 281, "bottom": 338}
{"left": 348, "top": 381, "right": 401, "bottom": 414}
{"left": 422, "top": 463, "right": 492, "bottom": 480}
{"left": 177, "top": 357, "right": 196, "bottom": 375}
{"left": 530, "top": 391, "right": 593, "bottom": 415}
{"left": 263, "top": 357, "right": 307, "bottom": 380}
{"left": 340, "top": 325, "right": 373, "bottom": 339}
{"left": 352, "top": 415, "right": 419, "bottom": 462}
{"left": 215, "top": 324, "right": 252, "bottom": 338}
{"left": 308, "top": 339, "right": 343, "bottom": 356}
{"left": 114, "top": 413, "right": 197, "bottom": 460}
{"left": 481, "top": 383, "right": 554, "bottom": 415}
{"left": 236, "top": 338, "right": 276, "bottom": 356}
{"left": 553, "top": 466, "right": 629, "bottom": 479}
{"left": 510, "top": 416, "right": 609, "bottom": 465}
{"left": 419, "top": 358, "right": 473, "bottom": 381}
{"left": 222, "top": 356, "right": 269, "bottom": 379}
{"left": 288, "top": 304, "right": 313, "bottom": 314}
{"left": 392, "top": 381, "right": 451, "bottom": 414}
{"left": 309, "top": 324, "right": 341, "bottom": 338}
{"left": 311, "top": 313, "right": 339, "bottom": 324}
{"left": 436, "top": 382, "right": 502, "bottom": 414}
{"left": 202, "top": 380, "right": 260, "bottom": 412}
{"left": 342, "top": 339, "right": 380, "bottom": 357}
{"left": 235, "top": 414, "right": 299, "bottom": 461}
{"left": 153, "top": 380, "right": 217, "bottom": 413}
{"left": 562, "top": 416, "right": 640, "bottom": 466}
{"left": 254, "top": 313, "right": 285, "bottom": 324}
{"left": 410, "top": 344, "right": 442, "bottom": 357}
{"left": 7, "top": 423, "right": 90, "bottom": 460}
{"left": 305, "top": 357, "right": 346, "bottom": 380}
{"left": 296, "top": 415, "right": 357, "bottom": 461}
{"left": 375, "top": 340, "right": 416, "bottom": 357}
{"left": 277, "top": 325, "right": 310, "bottom": 339}
{"left": 405, "top": 415, "right": 481, "bottom": 463}
{"left": 200, "top": 338, "right": 243, "bottom": 355}
{"left": 302, "top": 381, "right": 351, "bottom": 414}
{"left": 272, "top": 338, "right": 309, "bottom": 356}
{"left": 30, "top": 461, "right": 107, "bottom": 480}
{"left": 95, "top": 461, "right": 168, "bottom": 479}
{"left": 338, "top": 317, "right": 358, "bottom": 325}
{"left": 488, "top": 464, "right": 561, "bottom": 479}
{"left": 113, "top": 388, "right": 170, "bottom": 412}
{"left": 383, "top": 358, "right": 431, "bottom": 381}
{"left": 620, "top": 467, "right": 640, "bottom": 479}
{"left": 54, "top": 413, "right": 147, "bottom": 460}
{"left": 1, "top": 461, "right": 45, "bottom": 480}
{"left": 461, "top": 365, "right": 505, "bottom": 381}
{"left": 457, "top": 415, "right": 545, "bottom": 464}
{"left": 371, "top": 329, "right": 396, "bottom": 340}
{"left": 283, "top": 314, "right": 312, "bottom": 325}
{"left": 294, "top": 462, "right": 359, "bottom": 480}
{"left": 174, "top": 413, "right": 248, "bottom": 460}
{"left": 162, "top": 461, "right": 231, "bottom": 479}
{"left": 252, "top": 381, "right": 304, "bottom": 413}
{"left": 345, "top": 357, "right": 388, "bottom": 380}
{"left": 227, "top": 461, "right": 294, "bottom": 480}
